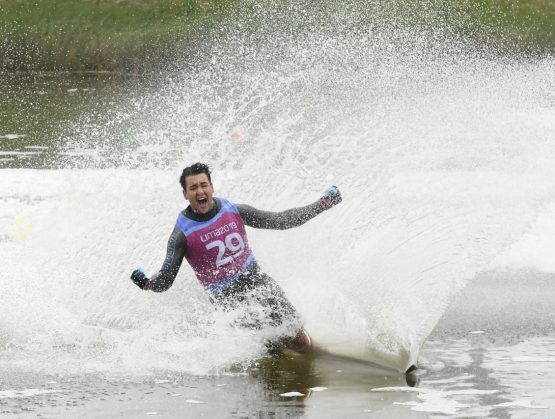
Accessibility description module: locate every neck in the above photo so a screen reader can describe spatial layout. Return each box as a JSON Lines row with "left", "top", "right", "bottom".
{"left": 186, "top": 198, "right": 220, "bottom": 221}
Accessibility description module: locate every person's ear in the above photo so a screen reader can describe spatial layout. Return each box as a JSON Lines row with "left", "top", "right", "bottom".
{"left": 182, "top": 189, "right": 188, "bottom": 201}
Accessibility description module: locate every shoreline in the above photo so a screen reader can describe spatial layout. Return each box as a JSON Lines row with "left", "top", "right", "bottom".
{"left": 1, "top": 0, "right": 553, "bottom": 73}
{"left": 0, "top": 0, "right": 239, "bottom": 73}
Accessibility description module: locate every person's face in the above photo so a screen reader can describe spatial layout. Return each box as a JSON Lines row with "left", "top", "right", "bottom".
{"left": 183, "top": 173, "right": 214, "bottom": 214}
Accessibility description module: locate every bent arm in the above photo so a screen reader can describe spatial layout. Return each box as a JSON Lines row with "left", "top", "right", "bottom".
{"left": 145, "top": 225, "right": 187, "bottom": 292}
{"left": 237, "top": 201, "right": 325, "bottom": 229}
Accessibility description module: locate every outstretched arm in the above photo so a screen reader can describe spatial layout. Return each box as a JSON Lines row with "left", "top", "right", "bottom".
{"left": 237, "top": 186, "right": 342, "bottom": 229}
{"left": 130, "top": 225, "right": 187, "bottom": 292}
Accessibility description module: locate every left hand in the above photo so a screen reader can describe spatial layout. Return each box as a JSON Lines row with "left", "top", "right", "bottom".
{"left": 131, "top": 268, "right": 149, "bottom": 290}
{"left": 320, "top": 185, "right": 342, "bottom": 210}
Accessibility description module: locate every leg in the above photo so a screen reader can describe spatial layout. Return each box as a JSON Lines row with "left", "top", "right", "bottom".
{"left": 247, "top": 273, "right": 315, "bottom": 354}
{"left": 217, "top": 269, "right": 313, "bottom": 354}
{"left": 280, "top": 327, "right": 313, "bottom": 353}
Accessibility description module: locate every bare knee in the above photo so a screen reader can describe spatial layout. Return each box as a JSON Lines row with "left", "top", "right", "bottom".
{"left": 282, "top": 328, "right": 312, "bottom": 354}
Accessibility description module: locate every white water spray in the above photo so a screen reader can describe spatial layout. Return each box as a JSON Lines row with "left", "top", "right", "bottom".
{"left": 2, "top": 1, "right": 555, "bottom": 374}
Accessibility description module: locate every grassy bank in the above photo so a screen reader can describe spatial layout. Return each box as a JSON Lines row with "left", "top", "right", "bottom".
{"left": 0, "top": 0, "right": 239, "bottom": 72}
{"left": 0, "top": 0, "right": 553, "bottom": 73}
{"left": 447, "top": 0, "right": 555, "bottom": 53}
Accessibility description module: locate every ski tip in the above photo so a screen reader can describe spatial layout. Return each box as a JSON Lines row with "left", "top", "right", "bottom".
{"left": 406, "top": 364, "right": 418, "bottom": 374}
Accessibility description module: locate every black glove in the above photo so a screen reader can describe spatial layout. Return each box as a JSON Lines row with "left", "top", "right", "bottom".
{"left": 131, "top": 268, "right": 149, "bottom": 289}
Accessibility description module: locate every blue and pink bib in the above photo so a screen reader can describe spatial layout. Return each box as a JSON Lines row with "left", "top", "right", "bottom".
{"left": 176, "top": 198, "right": 256, "bottom": 294}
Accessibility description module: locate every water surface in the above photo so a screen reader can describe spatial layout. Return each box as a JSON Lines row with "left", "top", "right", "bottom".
{"left": 2, "top": 1, "right": 555, "bottom": 417}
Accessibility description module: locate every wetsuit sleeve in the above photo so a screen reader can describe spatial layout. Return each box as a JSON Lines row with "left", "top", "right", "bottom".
{"left": 236, "top": 201, "right": 325, "bottom": 229}
{"left": 145, "top": 225, "right": 187, "bottom": 292}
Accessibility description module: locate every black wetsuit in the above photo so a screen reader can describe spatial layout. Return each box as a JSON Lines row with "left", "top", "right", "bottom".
{"left": 147, "top": 197, "right": 326, "bottom": 328}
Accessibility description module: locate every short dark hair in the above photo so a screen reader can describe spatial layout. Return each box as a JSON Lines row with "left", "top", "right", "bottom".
{"left": 179, "top": 162, "right": 212, "bottom": 189}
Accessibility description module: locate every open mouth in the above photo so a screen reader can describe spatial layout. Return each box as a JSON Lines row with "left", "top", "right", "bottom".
{"left": 197, "top": 196, "right": 209, "bottom": 210}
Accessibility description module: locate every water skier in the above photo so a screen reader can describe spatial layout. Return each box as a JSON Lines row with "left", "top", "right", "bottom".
{"left": 130, "top": 162, "right": 342, "bottom": 353}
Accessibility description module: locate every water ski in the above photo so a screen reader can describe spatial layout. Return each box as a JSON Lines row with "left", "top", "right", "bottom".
{"left": 266, "top": 328, "right": 420, "bottom": 376}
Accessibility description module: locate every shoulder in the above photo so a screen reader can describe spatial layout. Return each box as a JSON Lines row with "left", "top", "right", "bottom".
{"left": 219, "top": 197, "right": 242, "bottom": 214}
{"left": 176, "top": 210, "right": 189, "bottom": 226}
{"left": 218, "top": 197, "right": 233, "bottom": 207}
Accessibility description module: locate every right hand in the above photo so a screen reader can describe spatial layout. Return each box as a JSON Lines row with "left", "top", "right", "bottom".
{"left": 131, "top": 268, "right": 149, "bottom": 289}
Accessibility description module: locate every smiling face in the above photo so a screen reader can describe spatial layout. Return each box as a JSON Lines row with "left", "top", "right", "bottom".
{"left": 182, "top": 173, "right": 214, "bottom": 214}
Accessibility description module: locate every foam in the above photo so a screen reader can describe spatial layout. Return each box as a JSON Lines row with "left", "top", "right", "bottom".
{"left": 0, "top": 389, "right": 59, "bottom": 399}
{"left": 280, "top": 392, "right": 305, "bottom": 397}
{"left": 0, "top": 134, "right": 26, "bottom": 140}
{"left": 495, "top": 400, "right": 548, "bottom": 409}
{"left": 424, "top": 335, "right": 555, "bottom": 418}
{"left": 375, "top": 386, "right": 499, "bottom": 415}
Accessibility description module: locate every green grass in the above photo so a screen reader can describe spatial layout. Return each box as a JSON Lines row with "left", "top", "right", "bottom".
{"left": 0, "top": 0, "right": 239, "bottom": 72}
{"left": 0, "top": 0, "right": 553, "bottom": 72}
{"left": 445, "top": 0, "right": 555, "bottom": 52}
{"left": 379, "top": 0, "right": 554, "bottom": 53}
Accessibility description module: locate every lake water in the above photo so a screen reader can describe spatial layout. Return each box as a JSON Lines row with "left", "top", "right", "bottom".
{"left": 2, "top": 1, "right": 555, "bottom": 417}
